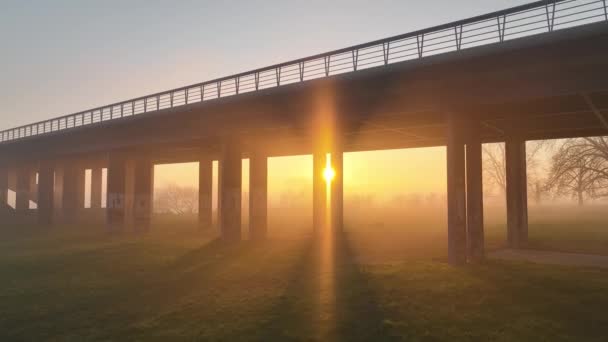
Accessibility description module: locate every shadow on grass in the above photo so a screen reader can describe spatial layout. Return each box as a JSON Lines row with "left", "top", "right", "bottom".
{"left": 239, "top": 229, "right": 397, "bottom": 342}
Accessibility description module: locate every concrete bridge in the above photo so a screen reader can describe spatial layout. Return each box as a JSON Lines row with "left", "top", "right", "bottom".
{"left": 1, "top": 0, "right": 607, "bottom": 264}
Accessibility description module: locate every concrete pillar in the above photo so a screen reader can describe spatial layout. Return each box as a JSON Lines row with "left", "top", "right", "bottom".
{"left": 106, "top": 154, "right": 127, "bottom": 230}
{"left": 249, "top": 153, "right": 268, "bottom": 241}
{"left": 53, "top": 166, "right": 64, "bottom": 222}
{"left": 38, "top": 161, "right": 55, "bottom": 225}
{"left": 0, "top": 166, "right": 7, "bottom": 208}
{"left": 219, "top": 143, "right": 242, "bottom": 242}
{"left": 198, "top": 159, "right": 213, "bottom": 229}
{"left": 466, "top": 122, "right": 484, "bottom": 262}
{"left": 133, "top": 158, "right": 153, "bottom": 231}
{"left": 90, "top": 168, "right": 103, "bottom": 209}
{"left": 62, "top": 162, "right": 84, "bottom": 221}
{"left": 29, "top": 171, "right": 38, "bottom": 204}
{"left": 331, "top": 150, "right": 344, "bottom": 232}
{"left": 313, "top": 151, "right": 326, "bottom": 233}
{"left": 15, "top": 167, "right": 31, "bottom": 211}
{"left": 446, "top": 113, "right": 467, "bottom": 265}
{"left": 506, "top": 137, "right": 528, "bottom": 248}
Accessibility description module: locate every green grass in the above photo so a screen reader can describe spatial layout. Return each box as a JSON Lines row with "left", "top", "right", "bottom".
{"left": 1, "top": 217, "right": 608, "bottom": 341}
{"left": 0, "top": 220, "right": 608, "bottom": 341}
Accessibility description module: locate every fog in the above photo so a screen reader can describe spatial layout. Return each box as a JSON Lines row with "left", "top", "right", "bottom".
{"left": 149, "top": 138, "right": 608, "bottom": 260}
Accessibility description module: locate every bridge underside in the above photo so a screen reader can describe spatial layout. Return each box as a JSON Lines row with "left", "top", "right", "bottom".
{"left": 1, "top": 22, "right": 607, "bottom": 265}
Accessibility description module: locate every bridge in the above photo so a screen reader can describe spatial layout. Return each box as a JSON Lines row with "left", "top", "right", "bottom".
{"left": 0, "top": 0, "right": 607, "bottom": 265}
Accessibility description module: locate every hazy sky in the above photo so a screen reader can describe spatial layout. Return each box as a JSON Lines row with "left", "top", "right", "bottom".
{"left": 0, "top": 0, "right": 529, "bottom": 129}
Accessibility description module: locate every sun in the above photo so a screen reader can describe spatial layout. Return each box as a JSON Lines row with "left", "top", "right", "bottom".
{"left": 323, "top": 165, "right": 335, "bottom": 183}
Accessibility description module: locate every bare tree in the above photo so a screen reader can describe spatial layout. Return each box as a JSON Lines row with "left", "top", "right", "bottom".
{"left": 546, "top": 138, "right": 608, "bottom": 205}
{"left": 154, "top": 184, "right": 198, "bottom": 214}
{"left": 482, "top": 140, "right": 551, "bottom": 203}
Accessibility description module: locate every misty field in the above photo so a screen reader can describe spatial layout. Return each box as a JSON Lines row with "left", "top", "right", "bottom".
{"left": 1, "top": 205, "right": 608, "bottom": 341}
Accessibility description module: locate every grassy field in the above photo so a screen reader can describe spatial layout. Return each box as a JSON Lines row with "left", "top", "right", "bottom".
{"left": 1, "top": 206, "right": 608, "bottom": 341}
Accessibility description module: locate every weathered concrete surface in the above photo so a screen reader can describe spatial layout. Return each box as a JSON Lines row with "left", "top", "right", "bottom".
{"left": 446, "top": 113, "right": 467, "bottom": 265}
{"left": 133, "top": 158, "right": 153, "bottom": 231}
{"left": 91, "top": 168, "right": 103, "bottom": 209}
{"left": 249, "top": 153, "right": 267, "bottom": 241}
{"left": 37, "top": 160, "right": 54, "bottom": 225}
{"left": 198, "top": 158, "right": 213, "bottom": 229}
{"left": 466, "top": 120, "right": 484, "bottom": 262}
{"left": 218, "top": 143, "right": 242, "bottom": 242}
{"left": 506, "top": 136, "right": 528, "bottom": 248}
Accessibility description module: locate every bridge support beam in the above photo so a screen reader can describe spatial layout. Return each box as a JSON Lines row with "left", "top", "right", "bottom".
{"left": 506, "top": 136, "right": 528, "bottom": 248}
{"left": 53, "top": 166, "right": 64, "bottom": 222}
{"left": 219, "top": 143, "right": 242, "bottom": 242}
{"left": 107, "top": 154, "right": 128, "bottom": 230}
{"left": 15, "top": 167, "right": 31, "bottom": 212}
{"left": 249, "top": 153, "right": 268, "bottom": 241}
{"left": 90, "top": 168, "right": 103, "bottom": 209}
{"left": 466, "top": 121, "right": 484, "bottom": 262}
{"left": 62, "top": 162, "right": 84, "bottom": 222}
{"left": 446, "top": 113, "right": 467, "bottom": 265}
{"left": 313, "top": 151, "right": 326, "bottom": 234}
{"left": 133, "top": 158, "right": 153, "bottom": 231}
{"left": 0, "top": 166, "right": 7, "bottom": 208}
{"left": 37, "top": 161, "right": 55, "bottom": 225}
{"left": 198, "top": 158, "right": 213, "bottom": 229}
{"left": 29, "top": 171, "right": 38, "bottom": 204}
{"left": 331, "top": 148, "right": 344, "bottom": 233}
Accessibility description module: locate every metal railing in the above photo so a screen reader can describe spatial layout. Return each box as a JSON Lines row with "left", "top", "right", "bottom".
{"left": 1, "top": 0, "right": 607, "bottom": 144}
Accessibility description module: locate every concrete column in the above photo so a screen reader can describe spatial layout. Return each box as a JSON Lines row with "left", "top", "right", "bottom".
{"left": 249, "top": 153, "right": 268, "bottom": 241}
{"left": 53, "top": 166, "right": 64, "bottom": 222}
{"left": 313, "top": 151, "right": 326, "bottom": 234}
{"left": 506, "top": 137, "right": 528, "bottom": 248}
{"left": 62, "top": 163, "right": 84, "bottom": 222}
{"left": 446, "top": 113, "right": 467, "bottom": 265}
{"left": 466, "top": 122, "right": 484, "bottom": 262}
{"left": 198, "top": 159, "right": 213, "bottom": 229}
{"left": 133, "top": 158, "right": 153, "bottom": 231}
{"left": 90, "top": 168, "right": 103, "bottom": 209}
{"left": 106, "top": 154, "right": 127, "bottom": 230}
{"left": 15, "top": 167, "right": 31, "bottom": 211}
{"left": 331, "top": 150, "right": 344, "bottom": 232}
{"left": 38, "top": 161, "right": 55, "bottom": 225}
{"left": 29, "top": 172, "right": 38, "bottom": 204}
{"left": 219, "top": 143, "right": 241, "bottom": 242}
{"left": 0, "top": 166, "right": 7, "bottom": 208}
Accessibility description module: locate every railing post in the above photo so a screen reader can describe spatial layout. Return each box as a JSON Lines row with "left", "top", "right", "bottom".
{"left": 298, "top": 62, "right": 304, "bottom": 81}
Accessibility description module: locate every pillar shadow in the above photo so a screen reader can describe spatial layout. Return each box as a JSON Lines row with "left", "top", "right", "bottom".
{"left": 238, "top": 229, "right": 398, "bottom": 341}
{"left": 332, "top": 230, "right": 399, "bottom": 341}
{"left": 229, "top": 237, "right": 318, "bottom": 341}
